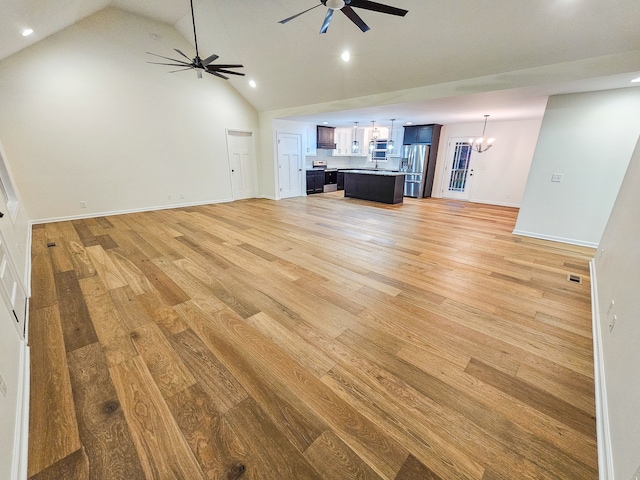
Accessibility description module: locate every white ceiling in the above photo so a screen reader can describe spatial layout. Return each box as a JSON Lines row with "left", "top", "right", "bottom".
{"left": 2, "top": 0, "right": 640, "bottom": 126}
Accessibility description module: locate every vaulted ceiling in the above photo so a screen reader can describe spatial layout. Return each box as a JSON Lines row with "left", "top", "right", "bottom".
{"left": 2, "top": 0, "right": 640, "bottom": 125}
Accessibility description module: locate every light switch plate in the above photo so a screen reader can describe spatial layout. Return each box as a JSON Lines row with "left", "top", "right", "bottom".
{"left": 551, "top": 174, "right": 563, "bottom": 182}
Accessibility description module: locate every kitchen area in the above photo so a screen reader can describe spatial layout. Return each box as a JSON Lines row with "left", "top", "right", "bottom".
{"left": 306, "top": 122, "right": 441, "bottom": 204}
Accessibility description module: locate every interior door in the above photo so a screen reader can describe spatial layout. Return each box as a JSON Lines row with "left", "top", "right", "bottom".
{"left": 441, "top": 138, "right": 474, "bottom": 201}
{"left": 277, "top": 133, "right": 302, "bottom": 199}
{"left": 227, "top": 130, "right": 256, "bottom": 200}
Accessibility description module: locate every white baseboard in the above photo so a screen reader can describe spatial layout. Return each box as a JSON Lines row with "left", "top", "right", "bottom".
{"left": 590, "top": 260, "right": 614, "bottom": 480}
{"left": 12, "top": 340, "right": 29, "bottom": 480}
{"left": 470, "top": 199, "right": 521, "bottom": 208}
{"left": 512, "top": 229, "right": 599, "bottom": 248}
{"left": 30, "top": 198, "right": 235, "bottom": 225}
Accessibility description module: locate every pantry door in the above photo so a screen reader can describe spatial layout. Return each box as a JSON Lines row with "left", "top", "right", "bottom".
{"left": 277, "top": 133, "right": 302, "bottom": 199}
{"left": 226, "top": 130, "right": 256, "bottom": 200}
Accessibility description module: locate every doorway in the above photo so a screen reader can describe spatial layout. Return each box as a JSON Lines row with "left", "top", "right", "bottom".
{"left": 226, "top": 130, "right": 256, "bottom": 200}
{"left": 276, "top": 133, "right": 302, "bottom": 199}
{"left": 441, "top": 137, "right": 475, "bottom": 201}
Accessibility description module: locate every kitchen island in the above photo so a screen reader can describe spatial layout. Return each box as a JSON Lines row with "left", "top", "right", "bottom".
{"left": 342, "top": 170, "right": 406, "bottom": 204}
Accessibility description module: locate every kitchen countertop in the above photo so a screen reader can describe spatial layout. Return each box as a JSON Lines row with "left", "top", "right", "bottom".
{"left": 341, "top": 169, "right": 405, "bottom": 176}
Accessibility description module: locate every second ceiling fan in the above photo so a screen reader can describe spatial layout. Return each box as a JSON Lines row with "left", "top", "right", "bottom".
{"left": 279, "top": 0, "right": 408, "bottom": 34}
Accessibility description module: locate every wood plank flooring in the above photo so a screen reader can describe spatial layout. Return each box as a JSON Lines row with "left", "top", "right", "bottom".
{"left": 28, "top": 194, "right": 598, "bottom": 479}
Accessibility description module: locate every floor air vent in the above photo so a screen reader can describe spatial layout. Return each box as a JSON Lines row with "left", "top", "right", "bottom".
{"left": 567, "top": 274, "right": 582, "bottom": 284}
{"left": 46, "top": 242, "right": 56, "bottom": 248}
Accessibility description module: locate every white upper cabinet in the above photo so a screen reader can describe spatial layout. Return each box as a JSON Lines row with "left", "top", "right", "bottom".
{"left": 333, "top": 127, "right": 352, "bottom": 156}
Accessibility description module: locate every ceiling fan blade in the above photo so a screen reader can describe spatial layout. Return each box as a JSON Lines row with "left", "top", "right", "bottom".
{"left": 206, "top": 70, "right": 229, "bottom": 80}
{"left": 207, "top": 64, "right": 244, "bottom": 69}
{"left": 147, "top": 61, "right": 194, "bottom": 67}
{"left": 146, "top": 52, "right": 193, "bottom": 66}
{"left": 214, "top": 69, "right": 245, "bottom": 77}
{"left": 168, "top": 67, "right": 196, "bottom": 73}
{"left": 202, "top": 53, "right": 219, "bottom": 66}
{"left": 319, "top": 9, "right": 334, "bottom": 34}
{"left": 341, "top": 6, "right": 370, "bottom": 32}
{"left": 174, "top": 48, "right": 192, "bottom": 61}
{"left": 279, "top": 3, "right": 322, "bottom": 24}
{"left": 348, "top": 0, "right": 408, "bottom": 17}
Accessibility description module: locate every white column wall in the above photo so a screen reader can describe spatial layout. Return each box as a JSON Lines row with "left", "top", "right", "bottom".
{"left": 592, "top": 137, "right": 640, "bottom": 479}
{"left": 514, "top": 88, "right": 640, "bottom": 247}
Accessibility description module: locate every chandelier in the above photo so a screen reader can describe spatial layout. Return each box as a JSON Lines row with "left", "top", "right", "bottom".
{"left": 469, "top": 115, "right": 495, "bottom": 153}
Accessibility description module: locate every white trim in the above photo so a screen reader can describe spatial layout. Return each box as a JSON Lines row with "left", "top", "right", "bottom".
{"left": 590, "top": 260, "right": 614, "bottom": 480}
{"left": 256, "top": 194, "right": 277, "bottom": 201}
{"left": 12, "top": 340, "right": 29, "bottom": 480}
{"left": 29, "top": 198, "right": 235, "bottom": 225}
{"left": 24, "top": 224, "right": 32, "bottom": 299}
{"left": 430, "top": 192, "right": 520, "bottom": 209}
{"left": 470, "top": 199, "right": 520, "bottom": 208}
{"left": 512, "top": 229, "right": 599, "bottom": 248}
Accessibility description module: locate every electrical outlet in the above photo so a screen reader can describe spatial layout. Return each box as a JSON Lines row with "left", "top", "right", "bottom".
{"left": 551, "top": 174, "right": 563, "bottom": 182}
{"left": 607, "top": 300, "right": 615, "bottom": 316}
{"left": 167, "top": 194, "right": 172, "bottom": 200}
{"left": 179, "top": 193, "right": 184, "bottom": 199}
{"left": 609, "top": 314, "right": 618, "bottom": 332}
{"left": 80, "top": 201, "right": 87, "bottom": 208}
{"left": 0, "top": 373, "right": 7, "bottom": 397}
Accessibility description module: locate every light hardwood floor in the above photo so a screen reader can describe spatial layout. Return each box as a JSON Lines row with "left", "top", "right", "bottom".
{"left": 27, "top": 194, "right": 598, "bottom": 479}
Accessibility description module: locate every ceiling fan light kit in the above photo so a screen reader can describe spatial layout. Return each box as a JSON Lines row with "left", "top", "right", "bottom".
{"left": 147, "top": 0, "right": 244, "bottom": 80}
{"left": 279, "top": 0, "right": 408, "bottom": 34}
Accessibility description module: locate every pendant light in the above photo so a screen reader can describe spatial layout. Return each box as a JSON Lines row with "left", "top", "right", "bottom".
{"left": 369, "top": 120, "right": 378, "bottom": 153}
{"left": 351, "top": 122, "right": 360, "bottom": 153}
{"left": 469, "top": 115, "right": 495, "bottom": 153}
{"left": 387, "top": 119, "right": 395, "bottom": 153}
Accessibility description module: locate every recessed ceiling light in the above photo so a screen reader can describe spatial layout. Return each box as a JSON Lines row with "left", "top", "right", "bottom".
{"left": 632, "top": 76, "right": 640, "bottom": 83}
{"left": 21, "top": 28, "right": 33, "bottom": 37}
{"left": 341, "top": 50, "right": 350, "bottom": 62}
{"left": 322, "top": 121, "right": 329, "bottom": 125}
{"left": 406, "top": 121, "right": 413, "bottom": 125}
{"left": 248, "top": 79, "right": 257, "bottom": 88}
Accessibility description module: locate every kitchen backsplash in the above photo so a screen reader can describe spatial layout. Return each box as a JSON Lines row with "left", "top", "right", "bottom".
{"left": 306, "top": 149, "right": 401, "bottom": 170}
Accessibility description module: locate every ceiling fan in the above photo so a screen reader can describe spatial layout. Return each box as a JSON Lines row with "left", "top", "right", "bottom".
{"left": 279, "top": 0, "right": 408, "bottom": 34}
{"left": 147, "top": 0, "right": 244, "bottom": 80}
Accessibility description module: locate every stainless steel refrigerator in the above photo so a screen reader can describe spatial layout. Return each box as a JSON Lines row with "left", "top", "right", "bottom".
{"left": 400, "top": 144, "right": 432, "bottom": 198}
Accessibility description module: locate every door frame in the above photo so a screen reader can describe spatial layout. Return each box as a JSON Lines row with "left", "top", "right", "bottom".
{"left": 225, "top": 129, "right": 257, "bottom": 201}
{"left": 275, "top": 132, "right": 303, "bottom": 200}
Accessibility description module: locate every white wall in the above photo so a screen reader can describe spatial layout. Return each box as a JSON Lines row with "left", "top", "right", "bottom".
{"left": 432, "top": 119, "right": 542, "bottom": 207}
{"left": 514, "top": 88, "right": 640, "bottom": 247}
{"left": 592, "top": 136, "right": 640, "bottom": 479}
{"left": 0, "top": 7, "right": 259, "bottom": 222}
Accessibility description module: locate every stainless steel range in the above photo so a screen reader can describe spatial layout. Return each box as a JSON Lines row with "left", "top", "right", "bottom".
{"left": 312, "top": 160, "right": 338, "bottom": 192}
